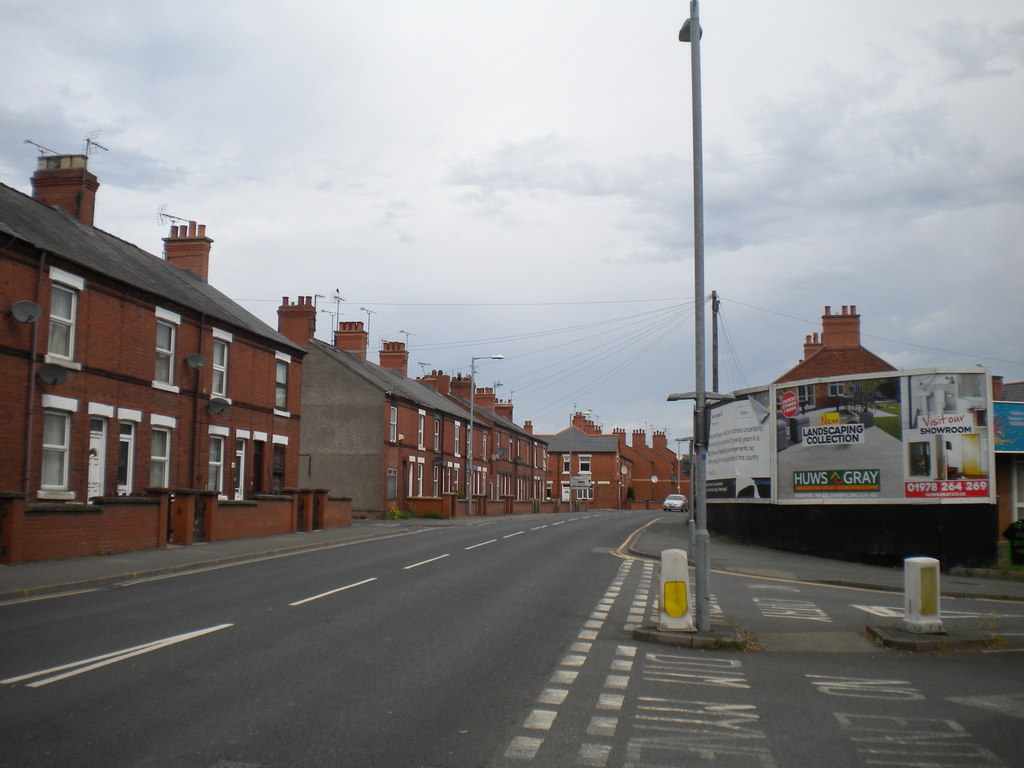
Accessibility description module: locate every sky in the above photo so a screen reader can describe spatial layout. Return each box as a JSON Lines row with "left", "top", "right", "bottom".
{"left": 2, "top": 0, "right": 1022, "bottom": 439}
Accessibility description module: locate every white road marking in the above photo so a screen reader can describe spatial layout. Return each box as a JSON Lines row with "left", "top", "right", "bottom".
{"left": 289, "top": 577, "right": 378, "bottom": 606}
{"left": 2, "top": 624, "right": 233, "bottom": 688}
{"left": 524, "top": 709, "right": 558, "bottom": 730}
{"left": 464, "top": 540, "right": 496, "bottom": 550}
{"left": 403, "top": 553, "right": 450, "bottom": 570}
{"left": 0, "top": 589, "right": 98, "bottom": 606}
{"left": 504, "top": 736, "right": 543, "bottom": 759}
{"left": 502, "top": 531, "right": 525, "bottom": 539}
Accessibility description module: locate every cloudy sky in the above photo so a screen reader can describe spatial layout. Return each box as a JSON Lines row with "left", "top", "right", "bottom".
{"left": 2, "top": 0, "right": 1022, "bottom": 437}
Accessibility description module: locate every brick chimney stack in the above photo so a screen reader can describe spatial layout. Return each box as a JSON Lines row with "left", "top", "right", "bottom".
{"left": 163, "top": 221, "right": 213, "bottom": 281}
{"left": 277, "top": 296, "right": 317, "bottom": 345}
{"left": 451, "top": 373, "right": 472, "bottom": 400}
{"left": 417, "top": 369, "right": 451, "bottom": 396}
{"left": 334, "top": 321, "right": 368, "bottom": 359}
{"left": 820, "top": 304, "right": 861, "bottom": 349}
{"left": 494, "top": 399, "right": 514, "bottom": 421}
{"left": 632, "top": 429, "right": 647, "bottom": 449}
{"left": 31, "top": 154, "right": 99, "bottom": 226}
{"left": 379, "top": 340, "right": 409, "bottom": 377}
{"left": 475, "top": 387, "right": 497, "bottom": 410}
{"left": 803, "top": 332, "right": 824, "bottom": 361}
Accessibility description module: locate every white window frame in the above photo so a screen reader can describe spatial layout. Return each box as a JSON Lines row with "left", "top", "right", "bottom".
{"left": 454, "top": 422, "right": 462, "bottom": 457}
{"left": 41, "top": 409, "right": 72, "bottom": 494}
{"left": 274, "top": 352, "right": 291, "bottom": 416}
{"left": 211, "top": 336, "right": 230, "bottom": 398}
{"left": 434, "top": 417, "right": 441, "bottom": 451}
{"left": 417, "top": 410, "right": 426, "bottom": 450}
{"left": 47, "top": 283, "right": 77, "bottom": 362}
{"left": 208, "top": 435, "right": 226, "bottom": 494}
{"left": 150, "top": 426, "right": 172, "bottom": 488}
{"left": 390, "top": 405, "right": 399, "bottom": 443}
{"left": 117, "top": 420, "right": 137, "bottom": 495}
{"left": 579, "top": 454, "right": 592, "bottom": 474}
{"left": 562, "top": 454, "right": 571, "bottom": 474}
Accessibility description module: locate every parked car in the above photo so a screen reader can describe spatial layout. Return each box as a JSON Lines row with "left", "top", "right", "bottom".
{"left": 663, "top": 493, "right": 688, "bottom": 512}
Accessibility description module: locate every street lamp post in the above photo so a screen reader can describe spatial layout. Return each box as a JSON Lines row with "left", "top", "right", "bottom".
{"left": 679, "top": 0, "right": 711, "bottom": 632}
{"left": 466, "top": 354, "right": 503, "bottom": 515}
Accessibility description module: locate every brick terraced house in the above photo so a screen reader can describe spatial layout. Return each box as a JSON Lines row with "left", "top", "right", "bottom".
{"left": 0, "top": 155, "right": 344, "bottom": 564}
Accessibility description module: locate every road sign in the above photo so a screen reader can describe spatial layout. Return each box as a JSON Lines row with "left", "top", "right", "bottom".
{"left": 780, "top": 391, "right": 800, "bottom": 419}
{"left": 570, "top": 476, "right": 591, "bottom": 489}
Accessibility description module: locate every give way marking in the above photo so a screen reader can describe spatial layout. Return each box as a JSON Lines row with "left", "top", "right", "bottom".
{"left": 1, "top": 623, "right": 233, "bottom": 688}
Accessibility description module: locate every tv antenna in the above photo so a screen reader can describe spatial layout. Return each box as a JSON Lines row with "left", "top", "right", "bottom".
{"left": 157, "top": 204, "right": 190, "bottom": 226}
{"left": 83, "top": 132, "right": 109, "bottom": 156}
{"left": 24, "top": 139, "right": 59, "bottom": 156}
{"left": 417, "top": 361, "right": 431, "bottom": 376}
{"left": 318, "top": 289, "right": 345, "bottom": 335}
{"left": 399, "top": 329, "right": 415, "bottom": 347}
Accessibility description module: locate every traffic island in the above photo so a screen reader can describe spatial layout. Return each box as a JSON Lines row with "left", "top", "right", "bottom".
{"left": 633, "top": 623, "right": 748, "bottom": 650}
{"left": 865, "top": 624, "right": 1007, "bottom": 652}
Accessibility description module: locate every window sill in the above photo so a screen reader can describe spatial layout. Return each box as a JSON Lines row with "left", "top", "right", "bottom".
{"left": 152, "top": 381, "right": 180, "bottom": 393}
{"left": 43, "top": 356, "right": 82, "bottom": 371}
{"left": 37, "top": 490, "right": 76, "bottom": 501}
{"left": 274, "top": 409, "right": 291, "bottom": 418}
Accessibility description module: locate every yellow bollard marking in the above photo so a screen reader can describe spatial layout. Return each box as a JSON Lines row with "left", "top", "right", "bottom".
{"left": 663, "top": 581, "right": 688, "bottom": 618}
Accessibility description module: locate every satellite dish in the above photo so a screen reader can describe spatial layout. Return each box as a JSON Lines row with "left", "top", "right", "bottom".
{"left": 11, "top": 300, "right": 43, "bottom": 323}
{"left": 207, "top": 398, "right": 230, "bottom": 415}
{"left": 37, "top": 363, "right": 68, "bottom": 385}
{"left": 186, "top": 353, "right": 207, "bottom": 369}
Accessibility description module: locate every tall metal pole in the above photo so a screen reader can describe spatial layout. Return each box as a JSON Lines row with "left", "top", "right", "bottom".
{"left": 711, "top": 289, "right": 720, "bottom": 394}
{"left": 466, "top": 360, "right": 476, "bottom": 516}
{"left": 681, "top": 0, "right": 711, "bottom": 632}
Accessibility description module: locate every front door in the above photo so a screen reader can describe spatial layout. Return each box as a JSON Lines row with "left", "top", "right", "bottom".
{"left": 233, "top": 438, "right": 247, "bottom": 500}
{"left": 88, "top": 417, "right": 107, "bottom": 499}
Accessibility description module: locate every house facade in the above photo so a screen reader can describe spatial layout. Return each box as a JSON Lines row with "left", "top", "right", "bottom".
{"left": 278, "top": 300, "right": 550, "bottom": 517}
{"left": 1, "top": 156, "right": 320, "bottom": 563}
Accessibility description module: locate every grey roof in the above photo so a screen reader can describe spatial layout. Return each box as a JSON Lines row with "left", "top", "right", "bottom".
{"left": 0, "top": 181, "right": 302, "bottom": 353}
{"left": 1001, "top": 381, "right": 1024, "bottom": 402}
{"left": 446, "top": 393, "right": 548, "bottom": 444}
{"left": 308, "top": 340, "right": 473, "bottom": 420}
{"left": 544, "top": 428, "right": 620, "bottom": 453}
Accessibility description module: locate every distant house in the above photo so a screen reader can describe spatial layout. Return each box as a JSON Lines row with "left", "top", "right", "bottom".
{"left": 1, "top": 155, "right": 316, "bottom": 562}
{"left": 774, "top": 304, "right": 896, "bottom": 410}
{"left": 543, "top": 412, "right": 628, "bottom": 510}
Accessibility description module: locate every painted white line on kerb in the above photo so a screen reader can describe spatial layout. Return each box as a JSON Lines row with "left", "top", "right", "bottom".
{"left": 403, "top": 553, "right": 450, "bottom": 570}
{"left": 2, "top": 624, "right": 233, "bottom": 688}
{"left": 464, "top": 540, "right": 497, "bottom": 551}
{"left": 503, "top": 531, "right": 525, "bottom": 539}
{"left": 290, "top": 577, "right": 378, "bottom": 606}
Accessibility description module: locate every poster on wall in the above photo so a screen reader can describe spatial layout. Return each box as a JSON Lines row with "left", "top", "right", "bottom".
{"left": 902, "top": 372, "right": 991, "bottom": 499}
{"left": 707, "top": 390, "right": 772, "bottom": 500}
{"left": 775, "top": 375, "right": 903, "bottom": 500}
{"left": 771, "top": 369, "right": 993, "bottom": 503}
{"left": 994, "top": 402, "right": 1024, "bottom": 453}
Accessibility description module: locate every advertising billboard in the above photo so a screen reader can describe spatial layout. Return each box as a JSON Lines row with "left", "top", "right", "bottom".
{"left": 994, "top": 402, "right": 1024, "bottom": 453}
{"left": 707, "top": 390, "right": 772, "bottom": 500}
{"left": 775, "top": 374, "right": 904, "bottom": 501}
{"left": 708, "top": 368, "right": 995, "bottom": 505}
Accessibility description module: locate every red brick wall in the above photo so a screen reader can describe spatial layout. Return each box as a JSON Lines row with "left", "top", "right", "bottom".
{"left": 18, "top": 501, "right": 163, "bottom": 562}
{"left": 2, "top": 246, "right": 303, "bottom": 502}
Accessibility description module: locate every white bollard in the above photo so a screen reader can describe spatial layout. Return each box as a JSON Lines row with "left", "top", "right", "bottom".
{"left": 902, "top": 556, "right": 944, "bottom": 634}
{"left": 659, "top": 548, "right": 695, "bottom": 632}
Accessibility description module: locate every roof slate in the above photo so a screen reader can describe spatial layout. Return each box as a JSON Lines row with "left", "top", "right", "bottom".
{"left": 774, "top": 346, "right": 896, "bottom": 384}
{"left": 0, "top": 181, "right": 301, "bottom": 353}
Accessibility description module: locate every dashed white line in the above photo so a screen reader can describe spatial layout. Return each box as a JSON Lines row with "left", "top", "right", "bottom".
{"left": 290, "top": 577, "right": 378, "bottom": 606}
{"left": 403, "top": 553, "right": 450, "bottom": 570}
{"left": 464, "top": 540, "right": 497, "bottom": 550}
{"left": 502, "top": 531, "right": 525, "bottom": 539}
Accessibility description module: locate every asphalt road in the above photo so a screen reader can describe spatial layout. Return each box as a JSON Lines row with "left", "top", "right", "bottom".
{"left": 0, "top": 510, "right": 658, "bottom": 768}
{"left": 4, "top": 509, "right": 1024, "bottom": 768}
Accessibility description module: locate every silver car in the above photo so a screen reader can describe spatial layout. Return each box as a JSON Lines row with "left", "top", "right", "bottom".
{"left": 663, "top": 493, "right": 688, "bottom": 512}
